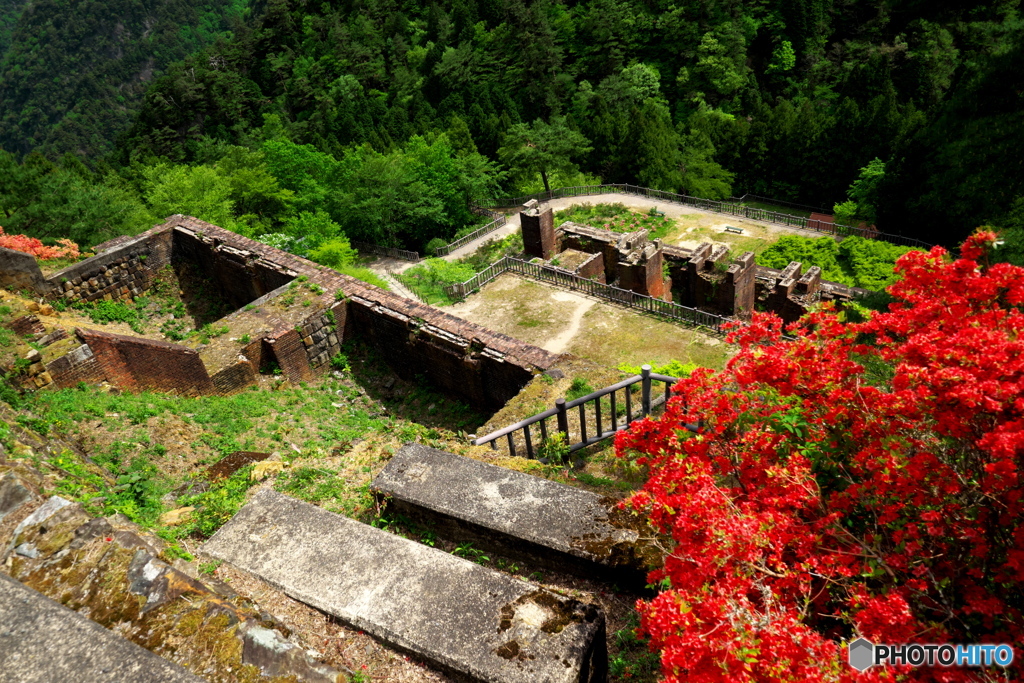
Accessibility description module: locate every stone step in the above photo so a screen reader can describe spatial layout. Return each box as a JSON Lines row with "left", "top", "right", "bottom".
{"left": 0, "top": 572, "right": 203, "bottom": 683}
{"left": 371, "top": 443, "right": 660, "bottom": 586}
{"left": 202, "top": 489, "right": 607, "bottom": 683}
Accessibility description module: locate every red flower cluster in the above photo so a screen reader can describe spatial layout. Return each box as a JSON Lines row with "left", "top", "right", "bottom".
{"left": 617, "top": 231, "right": 1023, "bottom": 682}
{"left": 0, "top": 226, "right": 80, "bottom": 261}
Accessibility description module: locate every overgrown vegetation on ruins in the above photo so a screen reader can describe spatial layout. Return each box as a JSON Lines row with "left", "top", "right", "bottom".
{"left": 617, "top": 231, "right": 1024, "bottom": 681}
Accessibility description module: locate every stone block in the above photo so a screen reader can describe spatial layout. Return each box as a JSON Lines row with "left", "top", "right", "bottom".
{"left": 0, "top": 472, "right": 33, "bottom": 522}
{"left": 203, "top": 490, "right": 607, "bottom": 683}
{"left": 0, "top": 573, "right": 203, "bottom": 682}
{"left": 373, "top": 444, "right": 659, "bottom": 585}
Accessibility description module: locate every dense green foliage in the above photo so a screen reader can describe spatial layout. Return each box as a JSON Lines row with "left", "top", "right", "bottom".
{"left": 757, "top": 234, "right": 916, "bottom": 290}
{"left": 0, "top": 0, "right": 248, "bottom": 158}
{"left": 2, "top": 0, "right": 1022, "bottom": 250}
{"left": 554, "top": 203, "right": 674, "bottom": 240}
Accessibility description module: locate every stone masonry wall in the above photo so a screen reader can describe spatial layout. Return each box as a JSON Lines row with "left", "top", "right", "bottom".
{"left": 297, "top": 306, "right": 343, "bottom": 373}
{"left": 47, "top": 231, "right": 173, "bottom": 304}
{"left": 6, "top": 214, "right": 561, "bottom": 405}
{"left": 0, "top": 248, "right": 52, "bottom": 294}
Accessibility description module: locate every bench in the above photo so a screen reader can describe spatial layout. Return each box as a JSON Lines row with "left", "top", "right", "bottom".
{"left": 724, "top": 225, "right": 744, "bottom": 234}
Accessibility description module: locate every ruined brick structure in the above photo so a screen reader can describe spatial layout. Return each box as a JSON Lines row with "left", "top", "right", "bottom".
{"left": 521, "top": 204, "right": 867, "bottom": 322}
{"left": 520, "top": 200, "right": 556, "bottom": 260}
{"left": 1, "top": 215, "right": 561, "bottom": 409}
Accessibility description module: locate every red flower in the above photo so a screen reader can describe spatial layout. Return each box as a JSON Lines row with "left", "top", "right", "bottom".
{"left": 618, "top": 230, "right": 1024, "bottom": 681}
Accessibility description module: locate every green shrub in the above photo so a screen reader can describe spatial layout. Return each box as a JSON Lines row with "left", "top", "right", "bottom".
{"left": 74, "top": 299, "right": 147, "bottom": 333}
{"left": 757, "top": 234, "right": 916, "bottom": 290}
{"left": 309, "top": 238, "right": 358, "bottom": 269}
{"left": 566, "top": 377, "right": 593, "bottom": 400}
{"left": 426, "top": 237, "right": 448, "bottom": 255}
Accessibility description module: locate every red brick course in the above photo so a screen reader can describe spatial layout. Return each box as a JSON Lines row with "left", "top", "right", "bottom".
{"left": 76, "top": 327, "right": 215, "bottom": 396}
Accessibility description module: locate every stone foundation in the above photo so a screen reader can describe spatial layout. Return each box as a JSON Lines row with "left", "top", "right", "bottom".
{"left": 3, "top": 215, "right": 561, "bottom": 408}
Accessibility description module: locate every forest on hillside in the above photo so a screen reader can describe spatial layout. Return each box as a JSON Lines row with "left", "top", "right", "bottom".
{"left": 1, "top": 0, "right": 1023, "bottom": 254}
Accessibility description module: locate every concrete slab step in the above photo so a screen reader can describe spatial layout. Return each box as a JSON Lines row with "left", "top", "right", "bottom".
{"left": 202, "top": 489, "right": 607, "bottom": 683}
{"left": 372, "top": 444, "right": 660, "bottom": 586}
{"left": 0, "top": 572, "right": 203, "bottom": 683}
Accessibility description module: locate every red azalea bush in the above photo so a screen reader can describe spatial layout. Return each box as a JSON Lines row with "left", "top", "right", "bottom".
{"left": 0, "top": 225, "right": 80, "bottom": 260}
{"left": 617, "top": 231, "right": 1023, "bottom": 681}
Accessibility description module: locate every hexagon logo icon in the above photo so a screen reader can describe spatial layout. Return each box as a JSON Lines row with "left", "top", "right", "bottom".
{"left": 848, "top": 637, "right": 875, "bottom": 671}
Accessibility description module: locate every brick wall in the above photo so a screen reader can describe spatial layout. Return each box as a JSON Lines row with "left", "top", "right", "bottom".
{"left": 265, "top": 327, "right": 313, "bottom": 385}
{"left": 46, "top": 344, "right": 108, "bottom": 389}
{"left": 77, "top": 328, "right": 215, "bottom": 395}
{"left": 574, "top": 252, "right": 606, "bottom": 283}
{"left": 210, "top": 360, "right": 258, "bottom": 395}
{"left": 171, "top": 228, "right": 296, "bottom": 309}
{"left": 9, "top": 214, "right": 561, "bottom": 407}
{"left": 521, "top": 207, "right": 556, "bottom": 260}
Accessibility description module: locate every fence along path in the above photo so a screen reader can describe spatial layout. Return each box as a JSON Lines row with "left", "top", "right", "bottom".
{"left": 485, "top": 184, "right": 934, "bottom": 251}
{"left": 473, "top": 364, "right": 699, "bottom": 459}
{"left": 431, "top": 208, "right": 508, "bottom": 257}
{"left": 444, "top": 256, "right": 731, "bottom": 334}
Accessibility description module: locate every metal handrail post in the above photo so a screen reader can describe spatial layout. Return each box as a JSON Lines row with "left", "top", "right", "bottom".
{"left": 641, "top": 364, "right": 652, "bottom": 417}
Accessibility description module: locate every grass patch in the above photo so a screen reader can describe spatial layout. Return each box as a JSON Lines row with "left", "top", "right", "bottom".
{"left": 337, "top": 265, "right": 390, "bottom": 291}
{"left": 555, "top": 203, "right": 674, "bottom": 241}
{"left": 72, "top": 298, "right": 149, "bottom": 333}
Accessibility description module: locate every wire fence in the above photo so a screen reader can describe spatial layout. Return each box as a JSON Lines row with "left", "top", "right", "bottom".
{"left": 484, "top": 184, "right": 933, "bottom": 250}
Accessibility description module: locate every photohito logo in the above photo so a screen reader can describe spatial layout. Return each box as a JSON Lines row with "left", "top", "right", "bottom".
{"left": 848, "top": 638, "right": 1015, "bottom": 671}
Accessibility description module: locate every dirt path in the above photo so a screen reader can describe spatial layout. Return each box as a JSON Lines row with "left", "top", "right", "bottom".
{"left": 545, "top": 291, "right": 595, "bottom": 354}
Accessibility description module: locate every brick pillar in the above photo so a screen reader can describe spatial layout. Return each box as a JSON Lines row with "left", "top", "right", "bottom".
{"left": 641, "top": 244, "right": 665, "bottom": 299}
{"left": 768, "top": 262, "right": 802, "bottom": 322}
{"left": 521, "top": 206, "right": 555, "bottom": 260}
{"left": 728, "top": 252, "right": 757, "bottom": 319}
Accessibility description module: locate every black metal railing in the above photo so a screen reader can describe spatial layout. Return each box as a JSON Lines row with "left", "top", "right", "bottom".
{"left": 472, "top": 365, "right": 699, "bottom": 459}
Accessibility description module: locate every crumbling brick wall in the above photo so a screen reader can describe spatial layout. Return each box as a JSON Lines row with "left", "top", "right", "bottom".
{"left": 7, "top": 214, "right": 562, "bottom": 407}
{"left": 264, "top": 327, "right": 313, "bottom": 385}
{"left": 574, "top": 252, "right": 606, "bottom": 283}
{"left": 46, "top": 343, "right": 107, "bottom": 389}
{"left": 171, "top": 228, "right": 295, "bottom": 309}
{"left": 210, "top": 360, "right": 258, "bottom": 395}
{"left": 77, "top": 328, "right": 215, "bottom": 395}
